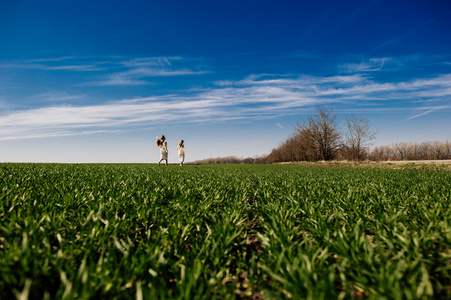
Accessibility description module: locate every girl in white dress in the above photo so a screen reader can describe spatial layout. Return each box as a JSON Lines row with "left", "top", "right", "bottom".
{"left": 177, "top": 140, "right": 185, "bottom": 166}
{"left": 156, "top": 135, "right": 168, "bottom": 166}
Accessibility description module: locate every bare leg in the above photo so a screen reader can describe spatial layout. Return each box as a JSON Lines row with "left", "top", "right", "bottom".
{"left": 158, "top": 159, "right": 163, "bottom": 166}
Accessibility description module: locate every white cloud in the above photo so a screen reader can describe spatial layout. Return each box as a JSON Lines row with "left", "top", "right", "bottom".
{"left": 0, "top": 55, "right": 208, "bottom": 86}
{"left": 46, "top": 64, "right": 104, "bottom": 71}
{"left": 31, "top": 92, "right": 85, "bottom": 103}
{"left": 1, "top": 67, "right": 451, "bottom": 140}
{"left": 121, "top": 57, "right": 182, "bottom": 68}
{"left": 85, "top": 56, "right": 208, "bottom": 86}
{"left": 406, "top": 105, "right": 451, "bottom": 120}
{"left": 339, "top": 57, "right": 389, "bottom": 73}
{"left": 120, "top": 67, "right": 209, "bottom": 77}
{"left": 406, "top": 109, "right": 436, "bottom": 120}
{"left": 83, "top": 74, "right": 153, "bottom": 86}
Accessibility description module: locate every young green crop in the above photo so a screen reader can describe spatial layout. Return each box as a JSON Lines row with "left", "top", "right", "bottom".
{"left": 0, "top": 163, "right": 450, "bottom": 299}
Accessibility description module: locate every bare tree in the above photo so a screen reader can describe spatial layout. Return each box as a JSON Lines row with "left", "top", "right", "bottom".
{"left": 445, "top": 140, "right": 451, "bottom": 159}
{"left": 302, "top": 106, "right": 341, "bottom": 161}
{"left": 431, "top": 140, "right": 446, "bottom": 160}
{"left": 265, "top": 127, "right": 317, "bottom": 163}
{"left": 294, "top": 127, "right": 317, "bottom": 161}
{"left": 393, "top": 142, "right": 409, "bottom": 160}
{"left": 406, "top": 143, "right": 419, "bottom": 160}
{"left": 343, "top": 114, "right": 377, "bottom": 161}
{"left": 368, "top": 140, "right": 451, "bottom": 161}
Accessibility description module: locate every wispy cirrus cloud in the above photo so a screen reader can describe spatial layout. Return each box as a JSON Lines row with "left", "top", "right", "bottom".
{"left": 121, "top": 56, "right": 182, "bottom": 68}
{"left": 0, "top": 55, "right": 209, "bottom": 86}
{"left": 30, "top": 92, "right": 85, "bottom": 103}
{"left": 0, "top": 97, "right": 224, "bottom": 140}
{"left": 81, "top": 73, "right": 153, "bottom": 86}
{"left": 1, "top": 69, "right": 451, "bottom": 141}
{"left": 1, "top": 53, "right": 451, "bottom": 140}
{"left": 407, "top": 109, "right": 436, "bottom": 120}
{"left": 45, "top": 64, "right": 104, "bottom": 71}
{"left": 0, "top": 56, "right": 101, "bottom": 71}
{"left": 407, "top": 105, "right": 451, "bottom": 120}
{"left": 339, "top": 58, "right": 390, "bottom": 73}
{"left": 214, "top": 72, "right": 451, "bottom": 103}
{"left": 102, "top": 56, "right": 209, "bottom": 85}
{"left": 87, "top": 65, "right": 209, "bottom": 86}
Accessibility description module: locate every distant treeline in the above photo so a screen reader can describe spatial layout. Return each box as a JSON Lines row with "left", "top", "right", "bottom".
{"left": 191, "top": 140, "right": 451, "bottom": 165}
{"left": 192, "top": 106, "right": 450, "bottom": 164}
{"left": 370, "top": 141, "right": 451, "bottom": 161}
{"left": 190, "top": 155, "right": 267, "bottom": 165}
{"left": 267, "top": 140, "right": 451, "bottom": 163}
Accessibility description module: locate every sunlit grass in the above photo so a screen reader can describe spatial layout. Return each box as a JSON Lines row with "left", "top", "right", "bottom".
{"left": 1, "top": 163, "right": 450, "bottom": 299}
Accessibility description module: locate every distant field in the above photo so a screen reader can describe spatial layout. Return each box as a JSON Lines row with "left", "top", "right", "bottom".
{"left": 1, "top": 163, "right": 450, "bottom": 299}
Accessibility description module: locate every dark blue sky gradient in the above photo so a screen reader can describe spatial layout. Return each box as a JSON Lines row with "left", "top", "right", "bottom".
{"left": 1, "top": 0, "right": 450, "bottom": 162}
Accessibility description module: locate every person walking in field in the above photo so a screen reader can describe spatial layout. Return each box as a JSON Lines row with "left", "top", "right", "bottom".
{"left": 156, "top": 135, "right": 168, "bottom": 166}
{"left": 177, "top": 140, "right": 186, "bottom": 166}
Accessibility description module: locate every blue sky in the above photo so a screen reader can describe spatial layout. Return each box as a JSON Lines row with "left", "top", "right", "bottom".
{"left": 1, "top": 0, "right": 450, "bottom": 163}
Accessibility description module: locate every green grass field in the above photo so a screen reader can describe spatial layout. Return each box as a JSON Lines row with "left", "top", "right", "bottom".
{"left": 1, "top": 163, "right": 450, "bottom": 299}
